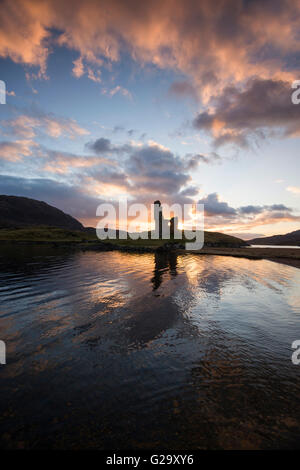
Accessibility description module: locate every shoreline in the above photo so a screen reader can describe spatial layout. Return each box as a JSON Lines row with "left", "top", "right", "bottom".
{"left": 186, "top": 246, "right": 300, "bottom": 269}
{"left": 1, "top": 240, "right": 300, "bottom": 269}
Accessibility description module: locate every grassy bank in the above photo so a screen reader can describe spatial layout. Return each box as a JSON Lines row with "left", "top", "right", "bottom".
{"left": 0, "top": 226, "right": 246, "bottom": 246}
{"left": 1, "top": 226, "right": 299, "bottom": 268}
{"left": 0, "top": 226, "right": 97, "bottom": 243}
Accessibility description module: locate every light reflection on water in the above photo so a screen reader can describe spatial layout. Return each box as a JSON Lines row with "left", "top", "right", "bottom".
{"left": 0, "top": 246, "right": 300, "bottom": 449}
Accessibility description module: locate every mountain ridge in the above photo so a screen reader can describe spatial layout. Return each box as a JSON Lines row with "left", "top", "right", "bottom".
{"left": 249, "top": 229, "right": 300, "bottom": 246}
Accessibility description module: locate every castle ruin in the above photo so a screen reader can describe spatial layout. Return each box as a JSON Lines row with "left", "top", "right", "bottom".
{"left": 153, "top": 200, "right": 178, "bottom": 239}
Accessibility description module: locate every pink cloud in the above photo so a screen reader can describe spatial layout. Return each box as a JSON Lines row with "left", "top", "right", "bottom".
{"left": 1, "top": 0, "right": 299, "bottom": 97}
{"left": 0, "top": 139, "right": 38, "bottom": 161}
{"left": 1, "top": 113, "right": 89, "bottom": 140}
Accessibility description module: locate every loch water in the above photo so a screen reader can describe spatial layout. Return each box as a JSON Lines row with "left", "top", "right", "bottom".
{"left": 0, "top": 246, "right": 299, "bottom": 449}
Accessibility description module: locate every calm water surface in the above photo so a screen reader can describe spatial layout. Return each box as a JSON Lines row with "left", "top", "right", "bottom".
{"left": 0, "top": 247, "right": 300, "bottom": 449}
{"left": 248, "top": 245, "right": 300, "bottom": 249}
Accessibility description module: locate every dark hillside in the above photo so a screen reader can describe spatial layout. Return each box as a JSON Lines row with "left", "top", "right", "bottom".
{"left": 0, "top": 195, "right": 84, "bottom": 231}
{"left": 249, "top": 229, "right": 300, "bottom": 246}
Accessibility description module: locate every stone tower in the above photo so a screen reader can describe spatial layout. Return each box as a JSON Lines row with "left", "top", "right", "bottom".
{"left": 154, "top": 200, "right": 163, "bottom": 239}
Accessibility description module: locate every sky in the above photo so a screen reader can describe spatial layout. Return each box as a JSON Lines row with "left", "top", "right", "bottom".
{"left": 0, "top": 0, "right": 300, "bottom": 239}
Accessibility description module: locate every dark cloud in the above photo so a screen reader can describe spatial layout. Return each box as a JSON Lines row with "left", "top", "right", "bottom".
{"left": 186, "top": 152, "right": 222, "bottom": 168}
{"left": 124, "top": 144, "right": 192, "bottom": 199}
{"left": 193, "top": 78, "right": 300, "bottom": 147}
{"left": 179, "top": 186, "right": 199, "bottom": 197}
{"left": 195, "top": 193, "right": 300, "bottom": 231}
{"left": 269, "top": 204, "right": 290, "bottom": 211}
{"left": 85, "top": 137, "right": 112, "bottom": 154}
{"left": 86, "top": 166, "right": 130, "bottom": 192}
{"left": 85, "top": 137, "right": 133, "bottom": 156}
{"left": 239, "top": 204, "right": 291, "bottom": 215}
{"left": 83, "top": 137, "right": 201, "bottom": 202}
{"left": 239, "top": 205, "right": 265, "bottom": 215}
{"left": 198, "top": 193, "right": 237, "bottom": 216}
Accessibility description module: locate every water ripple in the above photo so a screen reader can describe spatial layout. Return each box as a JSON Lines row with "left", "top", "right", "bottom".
{"left": 0, "top": 247, "right": 299, "bottom": 449}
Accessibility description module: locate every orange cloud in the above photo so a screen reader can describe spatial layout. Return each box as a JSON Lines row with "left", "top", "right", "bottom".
{"left": 0, "top": 0, "right": 52, "bottom": 77}
{"left": 43, "top": 117, "right": 89, "bottom": 138}
{"left": 1, "top": 113, "right": 89, "bottom": 139}
{"left": 72, "top": 56, "right": 84, "bottom": 78}
{"left": 43, "top": 152, "right": 114, "bottom": 174}
{"left": 0, "top": 0, "right": 299, "bottom": 93}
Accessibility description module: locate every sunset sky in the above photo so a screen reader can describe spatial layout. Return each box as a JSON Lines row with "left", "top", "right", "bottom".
{"left": 0, "top": 0, "right": 300, "bottom": 238}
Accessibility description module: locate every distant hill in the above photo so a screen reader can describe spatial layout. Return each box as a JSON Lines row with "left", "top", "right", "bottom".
{"left": 249, "top": 229, "right": 300, "bottom": 246}
{"left": 0, "top": 195, "right": 84, "bottom": 231}
{"left": 185, "top": 230, "right": 248, "bottom": 247}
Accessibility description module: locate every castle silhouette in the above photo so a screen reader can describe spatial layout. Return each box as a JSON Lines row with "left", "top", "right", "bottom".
{"left": 153, "top": 200, "right": 178, "bottom": 239}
